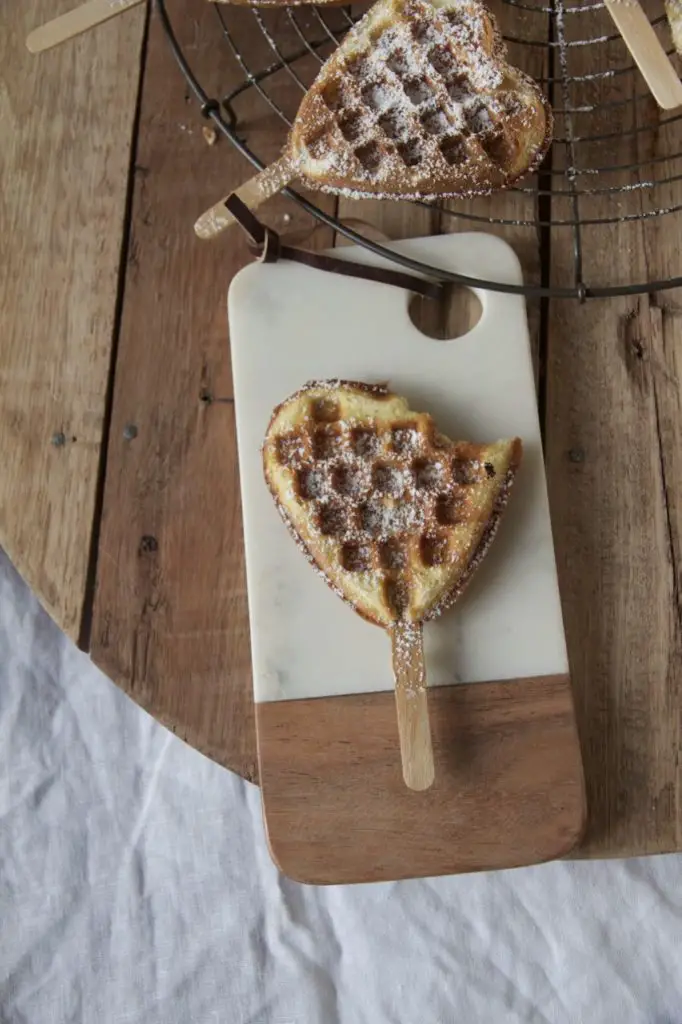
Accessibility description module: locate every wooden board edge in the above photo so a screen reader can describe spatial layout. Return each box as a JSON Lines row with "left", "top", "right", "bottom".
{"left": 261, "top": 798, "right": 587, "bottom": 887}
{"left": 257, "top": 673, "right": 586, "bottom": 885}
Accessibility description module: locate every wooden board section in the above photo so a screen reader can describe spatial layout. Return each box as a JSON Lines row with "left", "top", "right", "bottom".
{"left": 545, "top": 2, "right": 682, "bottom": 857}
{"left": 258, "top": 674, "right": 586, "bottom": 884}
{"left": 90, "top": 3, "right": 339, "bottom": 781}
{"left": 0, "top": 0, "right": 146, "bottom": 638}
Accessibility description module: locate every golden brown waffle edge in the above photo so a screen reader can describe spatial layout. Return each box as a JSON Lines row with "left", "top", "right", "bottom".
{"left": 284, "top": 0, "right": 552, "bottom": 200}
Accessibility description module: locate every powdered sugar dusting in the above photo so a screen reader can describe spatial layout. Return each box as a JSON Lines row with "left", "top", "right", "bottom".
{"left": 263, "top": 381, "right": 522, "bottom": 629}
{"left": 288, "top": 0, "right": 552, "bottom": 199}
{"left": 390, "top": 619, "right": 427, "bottom": 694}
{"left": 423, "top": 466, "right": 517, "bottom": 621}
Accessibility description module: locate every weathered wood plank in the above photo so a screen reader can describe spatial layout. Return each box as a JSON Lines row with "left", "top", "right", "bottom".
{"left": 546, "top": 2, "right": 682, "bottom": 856}
{"left": 0, "top": 0, "right": 146, "bottom": 638}
{"left": 90, "top": 4, "right": 337, "bottom": 781}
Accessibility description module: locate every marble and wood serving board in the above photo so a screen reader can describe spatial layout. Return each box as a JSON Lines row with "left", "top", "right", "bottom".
{"left": 228, "top": 232, "right": 585, "bottom": 884}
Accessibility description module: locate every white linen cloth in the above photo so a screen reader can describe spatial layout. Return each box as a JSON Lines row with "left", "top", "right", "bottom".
{"left": 1, "top": 547, "right": 681, "bottom": 1024}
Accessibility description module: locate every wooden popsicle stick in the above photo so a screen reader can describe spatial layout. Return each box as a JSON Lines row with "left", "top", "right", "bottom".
{"left": 194, "top": 156, "right": 296, "bottom": 240}
{"left": 390, "top": 621, "right": 435, "bottom": 792}
{"left": 26, "top": 0, "right": 144, "bottom": 53}
{"left": 605, "top": 0, "right": 682, "bottom": 110}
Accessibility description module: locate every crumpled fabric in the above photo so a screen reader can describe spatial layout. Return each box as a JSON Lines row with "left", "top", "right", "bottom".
{"left": 1, "top": 547, "right": 681, "bottom": 1024}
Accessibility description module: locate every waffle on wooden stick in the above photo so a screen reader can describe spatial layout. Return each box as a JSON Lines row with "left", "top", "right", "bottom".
{"left": 196, "top": 0, "right": 551, "bottom": 237}
{"left": 262, "top": 380, "right": 522, "bottom": 791}
{"left": 289, "top": 0, "right": 551, "bottom": 198}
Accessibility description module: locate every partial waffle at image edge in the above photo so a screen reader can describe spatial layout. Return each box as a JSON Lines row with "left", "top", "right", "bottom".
{"left": 183, "top": 0, "right": 682, "bottom": 296}
{"left": 194, "top": 0, "right": 551, "bottom": 242}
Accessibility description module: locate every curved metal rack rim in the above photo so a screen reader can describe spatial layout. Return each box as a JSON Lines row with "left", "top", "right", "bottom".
{"left": 155, "top": 0, "right": 682, "bottom": 300}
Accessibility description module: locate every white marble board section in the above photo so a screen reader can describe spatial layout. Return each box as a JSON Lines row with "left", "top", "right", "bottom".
{"left": 228, "top": 232, "right": 568, "bottom": 703}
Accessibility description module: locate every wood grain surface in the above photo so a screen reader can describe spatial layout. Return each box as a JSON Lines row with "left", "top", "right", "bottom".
{"left": 258, "top": 675, "right": 586, "bottom": 884}
{"left": 545, "top": 2, "right": 682, "bottom": 857}
{"left": 0, "top": 0, "right": 146, "bottom": 639}
{"left": 89, "top": 3, "right": 339, "bottom": 780}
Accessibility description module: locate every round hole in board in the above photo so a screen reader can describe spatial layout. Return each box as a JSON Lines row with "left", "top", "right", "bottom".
{"left": 408, "top": 285, "right": 482, "bottom": 341}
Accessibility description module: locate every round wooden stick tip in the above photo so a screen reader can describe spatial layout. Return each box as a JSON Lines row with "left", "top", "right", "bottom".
{"left": 390, "top": 621, "right": 435, "bottom": 792}
{"left": 194, "top": 156, "right": 295, "bottom": 240}
{"left": 194, "top": 199, "right": 238, "bottom": 240}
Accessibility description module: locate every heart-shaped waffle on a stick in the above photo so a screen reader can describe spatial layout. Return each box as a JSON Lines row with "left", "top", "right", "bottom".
{"left": 196, "top": 0, "right": 552, "bottom": 238}
{"left": 263, "top": 381, "right": 522, "bottom": 791}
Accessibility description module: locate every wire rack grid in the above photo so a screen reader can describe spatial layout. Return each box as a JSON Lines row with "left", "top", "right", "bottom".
{"left": 156, "top": 0, "right": 682, "bottom": 299}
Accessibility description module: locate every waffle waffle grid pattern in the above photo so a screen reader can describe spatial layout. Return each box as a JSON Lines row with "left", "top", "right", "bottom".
{"left": 263, "top": 381, "right": 521, "bottom": 625}
{"left": 292, "top": 0, "right": 551, "bottom": 198}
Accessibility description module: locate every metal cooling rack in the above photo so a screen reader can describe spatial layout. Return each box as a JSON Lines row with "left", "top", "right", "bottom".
{"left": 157, "top": 0, "right": 682, "bottom": 299}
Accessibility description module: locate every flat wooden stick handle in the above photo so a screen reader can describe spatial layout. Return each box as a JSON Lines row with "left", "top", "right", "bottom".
{"left": 390, "top": 621, "right": 434, "bottom": 792}
{"left": 194, "top": 156, "right": 296, "bottom": 240}
{"left": 26, "top": 0, "right": 144, "bottom": 53}
{"left": 605, "top": 0, "right": 682, "bottom": 110}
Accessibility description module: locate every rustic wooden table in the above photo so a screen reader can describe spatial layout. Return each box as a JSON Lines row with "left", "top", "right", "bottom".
{"left": 2, "top": 0, "right": 680, "bottom": 859}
